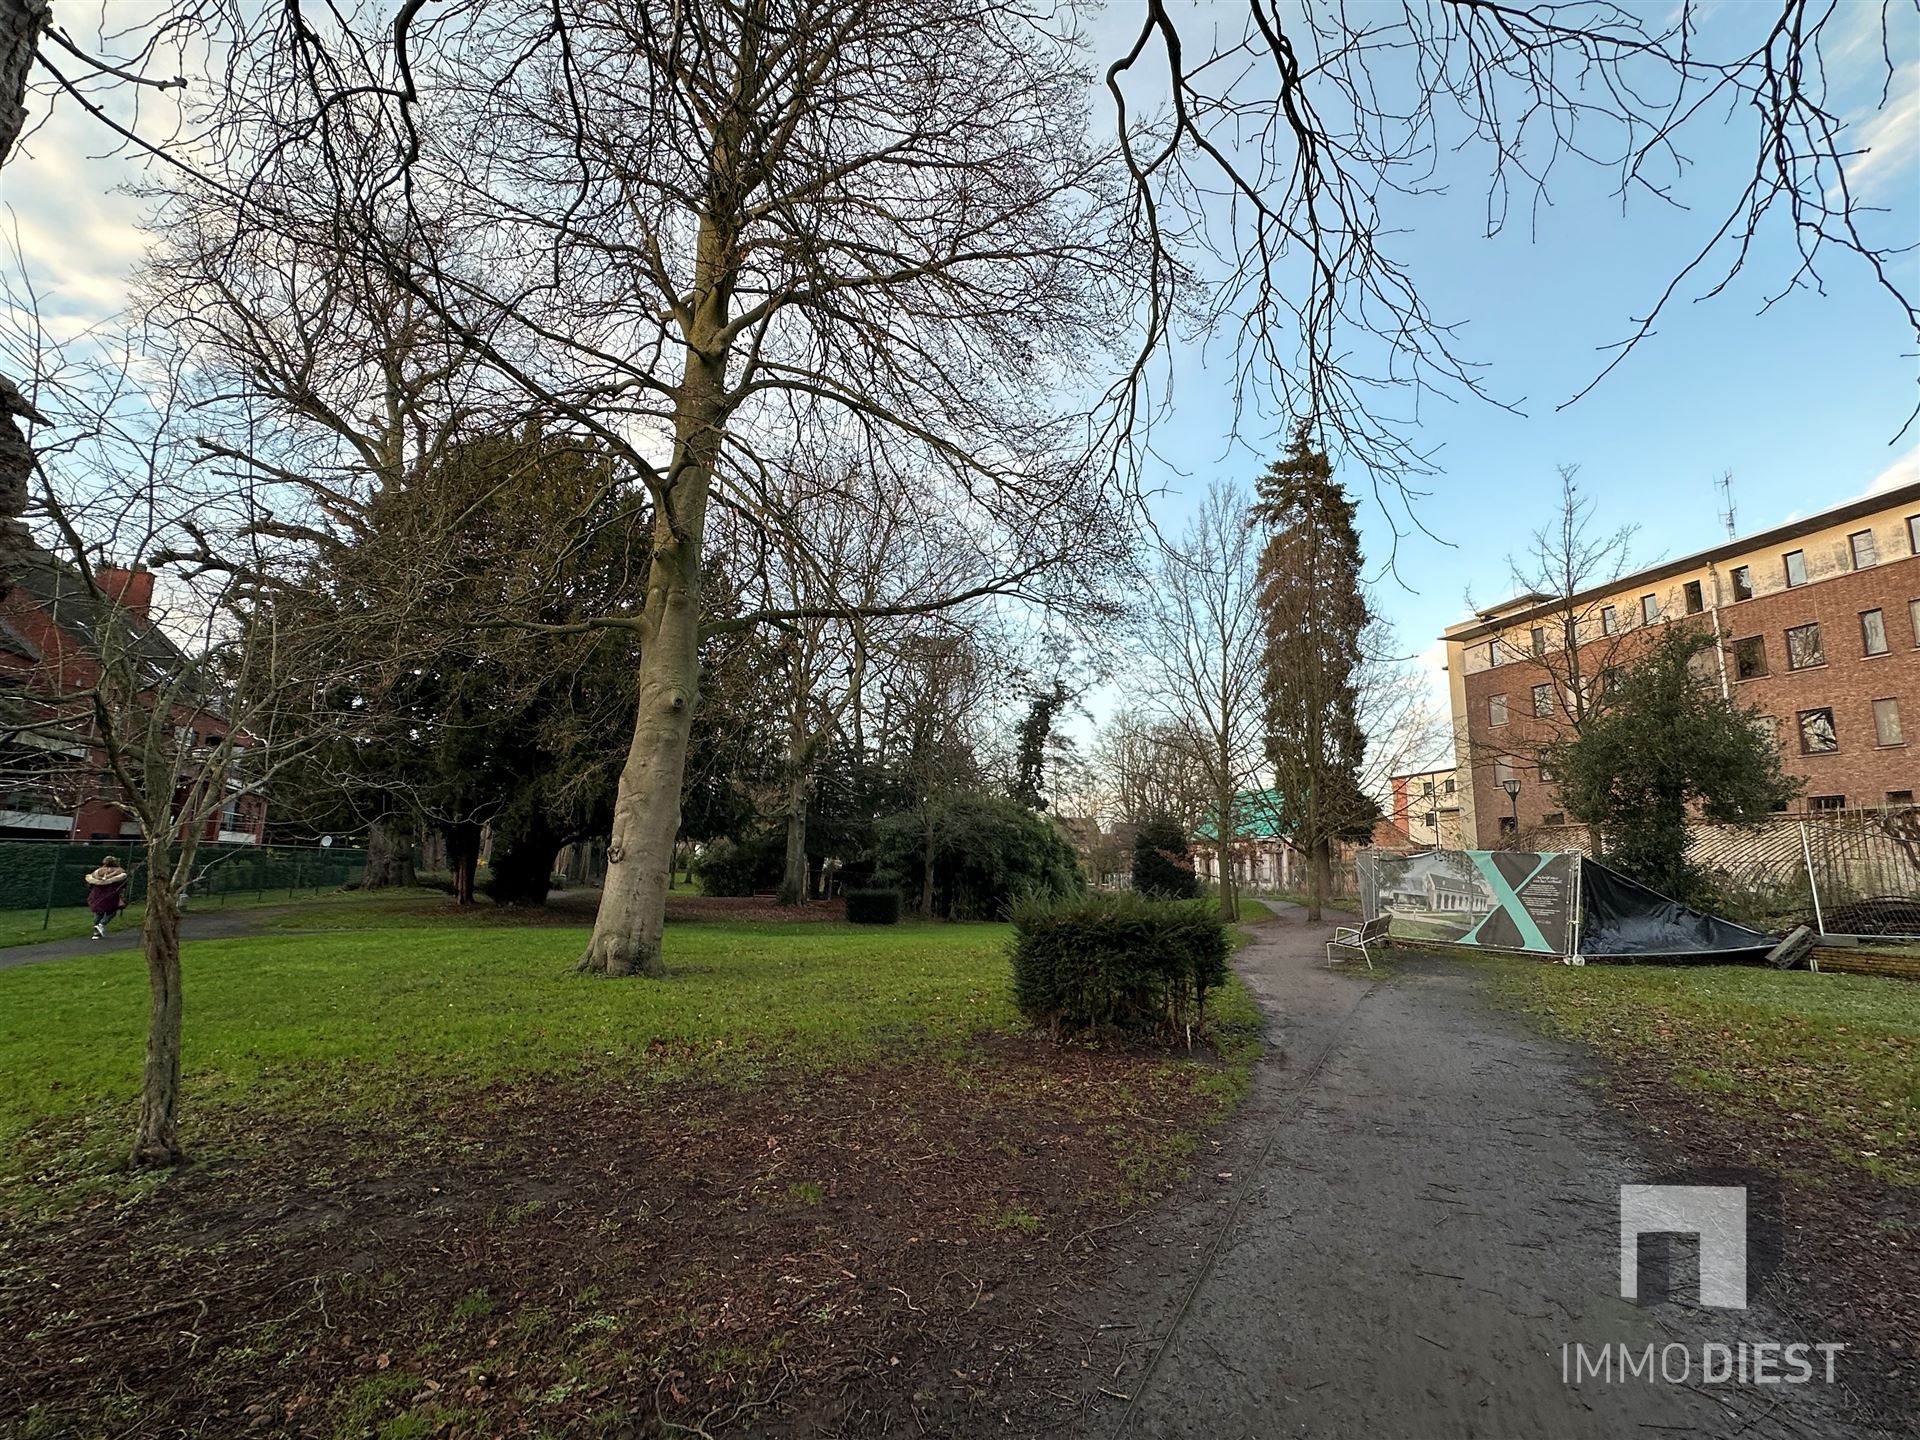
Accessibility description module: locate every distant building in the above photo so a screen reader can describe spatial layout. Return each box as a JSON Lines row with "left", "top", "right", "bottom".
{"left": 1389, "top": 766, "right": 1464, "bottom": 848}
{"left": 0, "top": 546, "right": 266, "bottom": 844}
{"left": 1442, "top": 483, "right": 1920, "bottom": 846}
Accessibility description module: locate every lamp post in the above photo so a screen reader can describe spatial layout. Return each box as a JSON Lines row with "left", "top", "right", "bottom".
{"left": 1500, "top": 775, "right": 1521, "bottom": 834}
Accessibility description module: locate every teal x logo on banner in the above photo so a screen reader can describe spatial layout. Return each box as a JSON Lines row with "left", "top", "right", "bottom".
{"left": 1460, "top": 851, "right": 1562, "bottom": 953}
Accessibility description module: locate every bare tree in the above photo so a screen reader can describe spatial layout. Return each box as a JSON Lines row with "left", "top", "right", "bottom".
{"left": 1136, "top": 483, "right": 1267, "bottom": 920}
{"left": 1, "top": 297, "right": 361, "bottom": 1166}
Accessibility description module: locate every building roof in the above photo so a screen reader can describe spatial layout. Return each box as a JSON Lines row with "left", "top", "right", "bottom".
{"left": 1193, "top": 789, "right": 1290, "bottom": 842}
{"left": 1446, "top": 478, "right": 1920, "bottom": 641}
{"left": 4, "top": 544, "right": 207, "bottom": 699}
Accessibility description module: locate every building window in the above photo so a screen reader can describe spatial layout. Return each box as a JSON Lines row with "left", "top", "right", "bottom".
{"left": 1730, "top": 565, "right": 1753, "bottom": 602}
{"left": 1912, "top": 597, "right": 1920, "bottom": 646}
{"left": 1862, "top": 608, "right": 1890, "bottom": 656}
{"left": 1531, "top": 682, "right": 1553, "bottom": 717}
{"left": 1498, "top": 815, "right": 1518, "bottom": 837}
{"left": 1910, "top": 514, "right": 1920, "bottom": 555}
{"left": 1849, "top": 529, "right": 1877, "bottom": 569}
{"left": 1493, "top": 757, "right": 1515, "bottom": 785}
{"left": 1487, "top": 640, "right": 1500, "bottom": 668}
{"left": 1543, "top": 812, "right": 1565, "bottom": 827}
{"left": 1783, "top": 549, "right": 1807, "bottom": 587}
{"left": 1785, "top": 622, "right": 1824, "bottom": 670}
{"left": 1731, "top": 636, "right": 1768, "bottom": 680}
{"left": 1530, "top": 626, "right": 1546, "bottom": 658}
{"left": 1890, "top": 790, "right": 1915, "bottom": 806}
{"left": 1600, "top": 604, "right": 1618, "bottom": 635}
{"left": 1488, "top": 694, "right": 1509, "bottom": 726}
{"left": 1797, "top": 707, "right": 1839, "bottom": 755}
{"left": 1873, "top": 697, "right": 1904, "bottom": 747}
{"left": 1808, "top": 794, "right": 1846, "bottom": 811}
{"left": 1683, "top": 579, "right": 1704, "bottom": 614}
{"left": 1640, "top": 593, "right": 1659, "bottom": 624}
{"left": 1444, "top": 777, "right": 1455, "bottom": 796}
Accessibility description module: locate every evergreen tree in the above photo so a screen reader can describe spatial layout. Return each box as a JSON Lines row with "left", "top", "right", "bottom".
{"left": 1541, "top": 625, "right": 1800, "bottom": 903}
{"left": 1252, "top": 423, "right": 1379, "bottom": 920}
{"left": 1132, "top": 815, "right": 1202, "bottom": 900}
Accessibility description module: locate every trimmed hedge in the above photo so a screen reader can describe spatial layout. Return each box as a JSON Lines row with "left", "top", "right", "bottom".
{"left": 845, "top": 888, "right": 902, "bottom": 925}
{"left": 1010, "top": 891, "right": 1230, "bottom": 1038}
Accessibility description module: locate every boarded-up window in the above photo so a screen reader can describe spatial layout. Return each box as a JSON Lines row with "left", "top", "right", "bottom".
{"left": 1732, "top": 636, "right": 1767, "bottom": 680}
{"left": 1874, "top": 698, "right": 1904, "bottom": 747}
{"left": 1786, "top": 622, "right": 1824, "bottom": 670}
{"left": 1797, "top": 708, "right": 1838, "bottom": 755}
{"left": 1862, "top": 609, "right": 1889, "bottom": 656}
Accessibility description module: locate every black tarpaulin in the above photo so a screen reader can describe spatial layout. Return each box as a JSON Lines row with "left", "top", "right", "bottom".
{"left": 1579, "top": 860, "right": 1775, "bottom": 961}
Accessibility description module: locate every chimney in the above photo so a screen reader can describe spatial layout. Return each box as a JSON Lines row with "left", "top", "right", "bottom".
{"left": 97, "top": 565, "right": 155, "bottom": 623}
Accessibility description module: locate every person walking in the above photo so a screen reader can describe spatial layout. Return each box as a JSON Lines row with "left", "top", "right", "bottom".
{"left": 84, "top": 856, "right": 130, "bottom": 939}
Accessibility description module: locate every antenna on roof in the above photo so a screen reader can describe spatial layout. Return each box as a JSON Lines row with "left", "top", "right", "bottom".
{"left": 1716, "top": 471, "right": 1737, "bottom": 540}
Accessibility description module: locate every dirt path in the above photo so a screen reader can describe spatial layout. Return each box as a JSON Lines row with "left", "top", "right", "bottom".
{"left": 1097, "top": 904, "right": 1893, "bottom": 1440}
{"left": 0, "top": 903, "right": 304, "bottom": 970}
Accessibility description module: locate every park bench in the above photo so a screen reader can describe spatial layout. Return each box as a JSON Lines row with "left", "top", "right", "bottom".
{"left": 1326, "top": 913, "right": 1389, "bottom": 969}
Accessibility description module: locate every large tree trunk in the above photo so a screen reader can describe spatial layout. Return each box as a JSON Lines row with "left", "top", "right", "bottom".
{"left": 1307, "top": 837, "right": 1329, "bottom": 922}
{"left": 363, "top": 816, "right": 417, "bottom": 889}
{"left": 130, "top": 871, "right": 184, "bottom": 1168}
{"left": 1216, "top": 781, "right": 1237, "bottom": 922}
{"left": 579, "top": 77, "right": 744, "bottom": 975}
{"left": 445, "top": 821, "right": 481, "bottom": 905}
{"left": 778, "top": 782, "right": 809, "bottom": 905}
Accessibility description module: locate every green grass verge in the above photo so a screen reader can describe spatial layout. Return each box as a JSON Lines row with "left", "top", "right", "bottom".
{"left": 0, "top": 921, "right": 1019, "bottom": 1157}
{"left": 1484, "top": 958, "right": 1920, "bottom": 1185}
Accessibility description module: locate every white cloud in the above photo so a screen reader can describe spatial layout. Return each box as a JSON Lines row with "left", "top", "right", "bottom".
{"left": 1863, "top": 445, "right": 1920, "bottom": 496}
{"left": 1826, "top": 54, "right": 1920, "bottom": 202}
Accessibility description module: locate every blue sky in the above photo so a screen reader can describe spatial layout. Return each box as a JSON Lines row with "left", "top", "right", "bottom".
{"left": 5, "top": 2, "right": 1916, "bottom": 765}
{"left": 1088, "top": 1, "right": 1919, "bottom": 746}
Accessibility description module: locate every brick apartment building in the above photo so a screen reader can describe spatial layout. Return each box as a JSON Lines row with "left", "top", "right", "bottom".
{"left": 0, "top": 545, "right": 267, "bottom": 844}
{"left": 1442, "top": 482, "right": 1920, "bottom": 846}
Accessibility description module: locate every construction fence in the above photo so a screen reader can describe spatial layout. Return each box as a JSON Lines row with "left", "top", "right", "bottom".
{"left": 0, "top": 839, "right": 369, "bottom": 914}
{"left": 1512, "top": 808, "right": 1920, "bottom": 940}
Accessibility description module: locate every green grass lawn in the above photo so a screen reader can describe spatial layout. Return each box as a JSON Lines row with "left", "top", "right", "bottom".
{"left": 1485, "top": 958, "right": 1920, "bottom": 1185}
{"left": 0, "top": 920, "right": 1021, "bottom": 1158}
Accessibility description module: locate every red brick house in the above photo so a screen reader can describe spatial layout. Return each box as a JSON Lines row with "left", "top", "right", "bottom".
{"left": 0, "top": 546, "right": 266, "bottom": 844}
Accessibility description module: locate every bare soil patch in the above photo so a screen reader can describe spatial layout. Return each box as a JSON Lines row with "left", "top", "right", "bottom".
{"left": 1578, "top": 1048, "right": 1920, "bottom": 1425}
{"left": 0, "top": 1038, "right": 1221, "bottom": 1439}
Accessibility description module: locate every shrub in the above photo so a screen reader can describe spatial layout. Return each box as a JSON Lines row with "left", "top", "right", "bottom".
{"left": 845, "top": 888, "right": 902, "bottom": 925}
{"left": 869, "top": 793, "right": 1082, "bottom": 919}
{"left": 1010, "top": 891, "right": 1230, "bottom": 1038}
{"left": 1132, "top": 816, "right": 1201, "bottom": 899}
{"left": 691, "top": 832, "right": 785, "bottom": 896}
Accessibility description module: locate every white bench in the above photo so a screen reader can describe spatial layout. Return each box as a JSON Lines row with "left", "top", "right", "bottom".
{"left": 1326, "top": 913, "right": 1390, "bottom": 969}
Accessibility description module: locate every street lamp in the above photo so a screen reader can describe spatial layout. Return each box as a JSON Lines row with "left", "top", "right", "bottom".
{"left": 1500, "top": 775, "right": 1521, "bottom": 832}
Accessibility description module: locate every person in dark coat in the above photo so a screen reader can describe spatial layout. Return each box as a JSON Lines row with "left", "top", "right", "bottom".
{"left": 84, "top": 856, "right": 129, "bottom": 939}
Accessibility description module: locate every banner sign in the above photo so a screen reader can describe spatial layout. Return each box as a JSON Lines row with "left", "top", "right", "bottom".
{"left": 1359, "top": 849, "right": 1577, "bottom": 956}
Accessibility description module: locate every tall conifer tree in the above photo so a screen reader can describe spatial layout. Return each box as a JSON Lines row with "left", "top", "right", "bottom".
{"left": 1253, "top": 424, "right": 1379, "bottom": 919}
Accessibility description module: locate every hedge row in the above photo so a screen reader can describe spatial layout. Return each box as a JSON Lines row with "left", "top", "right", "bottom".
{"left": 1010, "top": 891, "right": 1230, "bottom": 1038}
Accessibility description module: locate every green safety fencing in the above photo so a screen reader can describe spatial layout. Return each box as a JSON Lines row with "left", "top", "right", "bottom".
{"left": 0, "top": 841, "right": 368, "bottom": 912}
